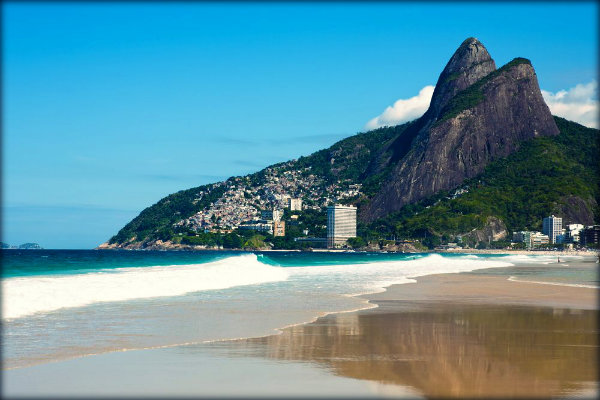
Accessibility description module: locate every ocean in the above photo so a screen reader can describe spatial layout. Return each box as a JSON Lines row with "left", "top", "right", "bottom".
{"left": 1, "top": 249, "right": 596, "bottom": 370}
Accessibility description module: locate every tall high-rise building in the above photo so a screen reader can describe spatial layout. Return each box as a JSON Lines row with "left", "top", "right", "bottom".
{"left": 542, "top": 215, "right": 562, "bottom": 244}
{"left": 288, "top": 198, "right": 302, "bottom": 211}
{"left": 327, "top": 205, "right": 357, "bottom": 248}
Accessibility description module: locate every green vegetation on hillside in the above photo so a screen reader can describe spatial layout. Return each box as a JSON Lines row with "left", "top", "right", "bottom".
{"left": 175, "top": 208, "right": 327, "bottom": 250}
{"left": 109, "top": 183, "right": 226, "bottom": 244}
{"left": 362, "top": 116, "right": 599, "bottom": 246}
{"left": 109, "top": 113, "right": 598, "bottom": 250}
{"left": 108, "top": 123, "right": 404, "bottom": 246}
{"left": 295, "top": 123, "right": 406, "bottom": 184}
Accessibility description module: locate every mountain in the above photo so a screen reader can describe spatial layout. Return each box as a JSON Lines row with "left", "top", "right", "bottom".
{"left": 1, "top": 242, "right": 44, "bottom": 249}
{"left": 102, "top": 38, "right": 598, "bottom": 250}
{"left": 360, "top": 38, "right": 560, "bottom": 222}
{"left": 360, "top": 116, "right": 598, "bottom": 248}
{"left": 18, "top": 243, "right": 43, "bottom": 250}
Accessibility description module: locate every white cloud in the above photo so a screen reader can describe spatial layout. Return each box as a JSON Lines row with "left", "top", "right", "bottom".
{"left": 364, "top": 85, "right": 434, "bottom": 130}
{"left": 541, "top": 81, "right": 598, "bottom": 128}
{"left": 365, "top": 81, "right": 599, "bottom": 131}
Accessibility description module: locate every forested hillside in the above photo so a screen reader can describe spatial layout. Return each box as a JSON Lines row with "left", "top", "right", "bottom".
{"left": 104, "top": 35, "right": 598, "bottom": 250}
{"left": 361, "top": 117, "right": 599, "bottom": 247}
{"left": 107, "top": 123, "right": 403, "bottom": 246}
{"left": 106, "top": 115, "right": 598, "bottom": 250}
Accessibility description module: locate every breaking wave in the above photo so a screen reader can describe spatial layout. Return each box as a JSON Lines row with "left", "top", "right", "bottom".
{"left": 285, "top": 253, "right": 515, "bottom": 295}
{"left": 2, "top": 254, "right": 289, "bottom": 320}
{"left": 2, "top": 252, "right": 520, "bottom": 320}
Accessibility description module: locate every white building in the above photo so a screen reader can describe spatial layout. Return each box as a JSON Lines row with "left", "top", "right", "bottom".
{"left": 327, "top": 205, "right": 357, "bottom": 248}
{"left": 530, "top": 232, "right": 550, "bottom": 247}
{"left": 513, "top": 231, "right": 549, "bottom": 249}
{"left": 566, "top": 223, "right": 585, "bottom": 243}
{"left": 542, "top": 215, "right": 562, "bottom": 244}
{"left": 261, "top": 209, "right": 283, "bottom": 222}
{"left": 288, "top": 198, "right": 302, "bottom": 211}
{"left": 239, "top": 220, "right": 273, "bottom": 235}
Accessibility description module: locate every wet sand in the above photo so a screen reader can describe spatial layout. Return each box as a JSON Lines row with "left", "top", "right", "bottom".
{"left": 220, "top": 261, "right": 599, "bottom": 398}
{"left": 4, "top": 259, "right": 598, "bottom": 398}
{"left": 367, "top": 271, "right": 598, "bottom": 310}
{"left": 442, "top": 249, "right": 598, "bottom": 257}
{"left": 225, "top": 303, "right": 598, "bottom": 398}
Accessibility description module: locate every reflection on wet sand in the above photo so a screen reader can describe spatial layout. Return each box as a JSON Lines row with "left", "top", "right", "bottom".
{"left": 221, "top": 302, "right": 598, "bottom": 398}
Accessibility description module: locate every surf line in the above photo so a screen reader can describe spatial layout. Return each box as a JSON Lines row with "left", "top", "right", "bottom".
{"left": 507, "top": 276, "right": 599, "bottom": 289}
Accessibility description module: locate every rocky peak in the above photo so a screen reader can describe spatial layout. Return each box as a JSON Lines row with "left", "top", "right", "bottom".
{"left": 360, "top": 38, "right": 559, "bottom": 223}
{"left": 429, "top": 37, "right": 496, "bottom": 117}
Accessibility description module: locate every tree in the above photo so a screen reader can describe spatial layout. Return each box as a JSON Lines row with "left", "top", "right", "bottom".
{"left": 223, "top": 233, "right": 242, "bottom": 249}
{"left": 347, "top": 237, "right": 366, "bottom": 248}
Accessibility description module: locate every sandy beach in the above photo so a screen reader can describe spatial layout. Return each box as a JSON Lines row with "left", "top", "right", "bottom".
{"left": 3, "top": 256, "right": 598, "bottom": 398}
{"left": 442, "top": 248, "right": 599, "bottom": 257}
{"left": 225, "top": 256, "right": 599, "bottom": 398}
{"left": 367, "top": 271, "right": 598, "bottom": 310}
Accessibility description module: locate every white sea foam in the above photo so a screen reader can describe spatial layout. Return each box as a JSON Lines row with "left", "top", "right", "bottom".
{"left": 496, "top": 254, "right": 558, "bottom": 264}
{"left": 2, "top": 253, "right": 520, "bottom": 321}
{"left": 285, "top": 253, "right": 515, "bottom": 296}
{"left": 2, "top": 254, "right": 289, "bottom": 320}
{"left": 507, "top": 276, "right": 599, "bottom": 289}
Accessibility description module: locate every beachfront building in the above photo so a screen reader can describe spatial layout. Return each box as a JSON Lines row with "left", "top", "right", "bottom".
{"left": 581, "top": 225, "right": 600, "bottom": 246}
{"left": 542, "top": 215, "right": 562, "bottom": 244}
{"left": 512, "top": 231, "right": 527, "bottom": 243}
{"left": 238, "top": 220, "right": 273, "bottom": 235}
{"left": 273, "top": 220, "right": 285, "bottom": 237}
{"left": 565, "top": 224, "right": 585, "bottom": 243}
{"left": 327, "top": 205, "right": 357, "bottom": 248}
{"left": 513, "top": 231, "right": 549, "bottom": 249}
{"left": 530, "top": 232, "right": 550, "bottom": 248}
{"left": 287, "top": 198, "right": 302, "bottom": 211}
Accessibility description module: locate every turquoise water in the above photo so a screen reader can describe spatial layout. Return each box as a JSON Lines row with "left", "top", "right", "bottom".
{"left": 1, "top": 249, "right": 596, "bottom": 370}
{"left": 4, "top": 249, "right": 520, "bottom": 278}
{"left": 1, "top": 249, "right": 235, "bottom": 278}
{"left": 1, "top": 249, "right": 427, "bottom": 278}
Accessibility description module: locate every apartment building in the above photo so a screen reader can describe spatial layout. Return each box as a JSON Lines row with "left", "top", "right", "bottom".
{"left": 326, "top": 205, "right": 357, "bottom": 248}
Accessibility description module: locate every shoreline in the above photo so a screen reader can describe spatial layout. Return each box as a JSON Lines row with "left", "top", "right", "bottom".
{"left": 91, "top": 245, "right": 600, "bottom": 257}
{"left": 438, "top": 248, "right": 599, "bottom": 257}
{"left": 363, "top": 254, "right": 598, "bottom": 310}
{"left": 233, "top": 272, "right": 598, "bottom": 399}
{"left": 7, "top": 255, "right": 597, "bottom": 370}
{"left": 365, "top": 271, "right": 599, "bottom": 311}
{"left": 4, "top": 255, "right": 598, "bottom": 398}
{"left": 226, "top": 256, "right": 598, "bottom": 397}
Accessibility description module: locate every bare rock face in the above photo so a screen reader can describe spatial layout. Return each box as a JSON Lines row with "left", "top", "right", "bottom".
{"left": 554, "top": 195, "right": 597, "bottom": 226}
{"left": 429, "top": 37, "right": 497, "bottom": 118}
{"left": 462, "top": 216, "right": 508, "bottom": 243}
{"left": 361, "top": 39, "right": 559, "bottom": 222}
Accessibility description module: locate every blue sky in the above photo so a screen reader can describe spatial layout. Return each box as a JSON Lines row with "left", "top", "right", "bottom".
{"left": 3, "top": 2, "right": 598, "bottom": 249}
